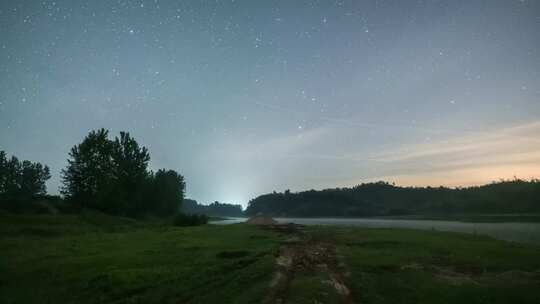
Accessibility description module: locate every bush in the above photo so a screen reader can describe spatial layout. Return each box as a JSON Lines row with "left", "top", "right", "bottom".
{"left": 0, "top": 195, "right": 60, "bottom": 214}
{"left": 173, "top": 213, "right": 208, "bottom": 226}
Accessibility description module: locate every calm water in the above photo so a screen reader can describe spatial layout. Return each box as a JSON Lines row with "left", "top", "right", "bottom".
{"left": 210, "top": 217, "right": 540, "bottom": 244}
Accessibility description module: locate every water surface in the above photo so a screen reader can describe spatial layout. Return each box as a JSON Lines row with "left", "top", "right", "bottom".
{"left": 210, "top": 217, "right": 540, "bottom": 244}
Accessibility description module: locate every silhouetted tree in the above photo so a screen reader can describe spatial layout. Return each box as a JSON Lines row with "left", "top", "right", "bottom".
{"left": 20, "top": 160, "right": 50, "bottom": 195}
{"left": 0, "top": 150, "right": 50, "bottom": 197}
{"left": 61, "top": 129, "right": 115, "bottom": 210}
{"left": 245, "top": 180, "right": 540, "bottom": 217}
{"left": 1, "top": 155, "right": 22, "bottom": 195}
{"left": 182, "top": 200, "right": 243, "bottom": 217}
{"left": 151, "top": 169, "right": 185, "bottom": 216}
{"left": 109, "top": 132, "right": 151, "bottom": 215}
{"left": 0, "top": 151, "right": 6, "bottom": 193}
{"left": 61, "top": 129, "right": 186, "bottom": 217}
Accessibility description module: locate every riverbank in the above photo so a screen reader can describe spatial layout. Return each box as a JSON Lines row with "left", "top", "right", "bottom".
{"left": 1, "top": 214, "right": 539, "bottom": 303}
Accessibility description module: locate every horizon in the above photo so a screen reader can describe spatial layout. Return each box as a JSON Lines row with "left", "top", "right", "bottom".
{"left": 192, "top": 177, "right": 540, "bottom": 208}
{"left": 1, "top": 1, "right": 539, "bottom": 208}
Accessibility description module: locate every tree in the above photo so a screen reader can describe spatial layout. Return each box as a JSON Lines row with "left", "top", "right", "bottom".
{"left": 61, "top": 129, "right": 187, "bottom": 217}
{"left": 0, "top": 151, "right": 6, "bottom": 193}
{"left": 110, "top": 131, "right": 151, "bottom": 215}
{"left": 1, "top": 156, "right": 22, "bottom": 195}
{"left": 0, "top": 150, "right": 51, "bottom": 197}
{"left": 151, "top": 169, "right": 185, "bottom": 216}
{"left": 20, "top": 160, "right": 50, "bottom": 195}
{"left": 61, "top": 129, "right": 115, "bottom": 209}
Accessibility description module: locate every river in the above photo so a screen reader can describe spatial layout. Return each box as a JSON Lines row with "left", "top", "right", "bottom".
{"left": 210, "top": 217, "right": 540, "bottom": 244}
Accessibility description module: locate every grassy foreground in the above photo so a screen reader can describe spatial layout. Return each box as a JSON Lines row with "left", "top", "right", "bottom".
{"left": 1, "top": 213, "right": 539, "bottom": 304}
{"left": 318, "top": 227, "right": 540, "bottom": 304}
{"left": 0, "top": 213, "right": 279, "bottom": 304}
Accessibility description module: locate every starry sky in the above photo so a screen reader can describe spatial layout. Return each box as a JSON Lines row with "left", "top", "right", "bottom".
{"left": 1, "top": 0, "right": 539, "bottom": 207}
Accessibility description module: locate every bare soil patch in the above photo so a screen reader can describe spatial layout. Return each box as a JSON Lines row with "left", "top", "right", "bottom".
{"left": 262, "top": 224, "right": 356, "bottom": 304}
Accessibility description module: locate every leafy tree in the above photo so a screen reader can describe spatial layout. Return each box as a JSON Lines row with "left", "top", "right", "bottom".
{"left": 61, "top": 129, "right": 115, "bottom": 210}
{"left": 112, "top": 132, "right": 150, "bottom": 182}
{"left": 0, "top": 150, "right": 51, "bottom": 197}
{"left": 152, "top": 169, "right": 185, "bottom": 216}
{"left": 1, "top": 155, "right": 22, "bottom": 195}
{"left": 110, "top": 132, "right": 151, "bottom": 215}
{"left": 61, "top": 129, "right": 186, "bottom": 217}
{"left": 20, "top": 160, "right": 50, "bottom": 195}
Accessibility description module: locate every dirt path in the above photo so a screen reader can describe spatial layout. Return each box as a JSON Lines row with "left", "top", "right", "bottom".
{"left": 262, "top": 224, "right": 356, "bottom": 304}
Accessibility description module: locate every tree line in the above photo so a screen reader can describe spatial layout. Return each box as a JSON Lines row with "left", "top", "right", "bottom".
{"left": 1, "top": 129, "right": 186, "bottom": 218}
{"left": 245, "top": 180, "right": 540, "bottom": 217}
{"left": 182, "top": 199, "right": 243, "bottom": 217}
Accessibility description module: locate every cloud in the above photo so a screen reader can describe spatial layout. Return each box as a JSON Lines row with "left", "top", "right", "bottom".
{"left": 355, "top": 120, "right": 540, "bottom": 186}
{"left": 373, "top": 120, "right": 540, "bottom": 163}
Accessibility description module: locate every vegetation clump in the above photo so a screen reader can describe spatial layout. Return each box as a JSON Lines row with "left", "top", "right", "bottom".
{"left": 173, "top": 213, "right": 208, "bottom": 226}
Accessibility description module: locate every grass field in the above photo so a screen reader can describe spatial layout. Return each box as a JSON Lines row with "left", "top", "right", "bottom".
{"left": 0, "top": 213, "right": 279, "bottom": 304}
{"left": 1, "top": 213, "right": 539, "bottom": 303}
{"left": 326, "top": 227, "right": 540, "bottom": 304}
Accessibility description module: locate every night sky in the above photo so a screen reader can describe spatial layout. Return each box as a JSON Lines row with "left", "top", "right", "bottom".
{"left": 1, "top": 0, "right": 539, "bottom": 206}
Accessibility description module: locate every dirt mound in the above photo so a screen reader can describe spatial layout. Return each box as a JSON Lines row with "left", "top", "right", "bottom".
{"left": 246, "top": 215, "right": 277, "bottom": 225}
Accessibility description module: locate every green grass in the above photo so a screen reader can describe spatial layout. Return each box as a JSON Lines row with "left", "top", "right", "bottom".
{"left": 1, "top": 214, "right": 540, "bottom": 303}
{"left": 0, "top": 213, "right": 280, "bottom": 304}
{"left": 325, "top": 227, "right": 540, "bottom": 304}
{"left": 287, "top": 272, "right": 343, "bottom": 304}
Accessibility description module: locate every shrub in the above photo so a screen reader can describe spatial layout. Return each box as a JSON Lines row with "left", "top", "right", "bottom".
{"left": 173, "top": 213, "right": 208, "bottom": 226}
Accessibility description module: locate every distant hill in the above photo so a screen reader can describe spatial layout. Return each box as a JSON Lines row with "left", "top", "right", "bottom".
{"left": 245, "top": 179, "right": 540, "bottom": 217}
{"left": 182, "top": 199, "right": 243, "bottom": 217}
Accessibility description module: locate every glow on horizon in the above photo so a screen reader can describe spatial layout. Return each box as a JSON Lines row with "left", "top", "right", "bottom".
{"left": 227, "top": 120, "right": 540, "bottom": 207}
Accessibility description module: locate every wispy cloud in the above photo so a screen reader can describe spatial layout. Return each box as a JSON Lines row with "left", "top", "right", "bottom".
{"left": 358, "top": 120, "right": 540, "bottom": 186}
{"left": 373, "top": 120, "right": 540, "bottom": 163}
{"left": 203, "top": 118, "right": 540, "bottom": 203}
